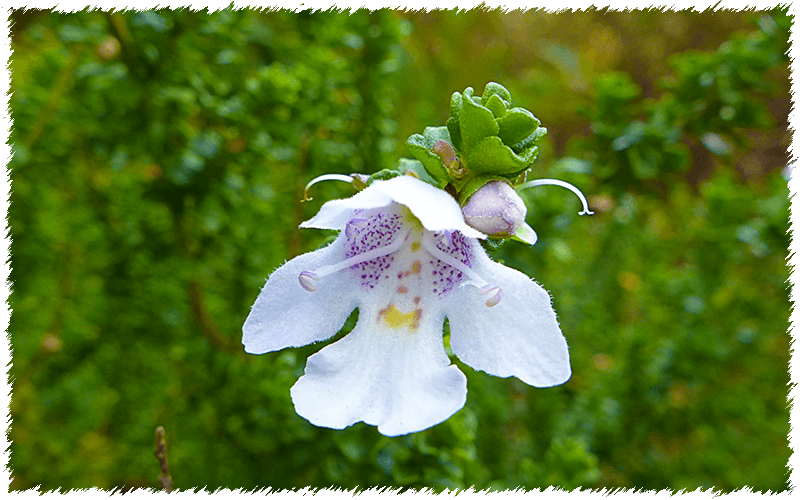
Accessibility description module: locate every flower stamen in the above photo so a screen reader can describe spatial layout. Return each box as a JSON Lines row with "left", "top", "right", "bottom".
{"left": 517, "top": 179, "right": 595, "bottom": 216}
{"left": 422, "top": 233, "right": 503, "bottom": 307}
{"left": 299, "top": 226, "right": 410, "bottom": 291}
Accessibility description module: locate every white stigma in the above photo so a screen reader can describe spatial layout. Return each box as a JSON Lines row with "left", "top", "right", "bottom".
{"left": 302, "top": 173, "right": 365, "bottom": 202}
{"left": 517, "top": 179, "right": 595, "bottom": 216}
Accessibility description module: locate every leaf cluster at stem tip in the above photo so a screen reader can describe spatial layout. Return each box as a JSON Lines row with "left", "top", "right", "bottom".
{"left": 403, "top": 82, "right": 547, "bottom": 205}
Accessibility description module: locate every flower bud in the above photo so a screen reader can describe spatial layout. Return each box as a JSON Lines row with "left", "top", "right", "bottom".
{"left": 461, "top": 180, "right": 527, "bottom": 237}
{"left": 432, "top": 140, "right": 466, "bottom": 179}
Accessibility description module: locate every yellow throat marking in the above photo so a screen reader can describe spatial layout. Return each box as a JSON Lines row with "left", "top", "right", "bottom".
{"left": 378, "top": 304, "right": 422, "bottom": 331}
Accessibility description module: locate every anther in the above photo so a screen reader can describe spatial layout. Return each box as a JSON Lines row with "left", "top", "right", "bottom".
{"left": 440, "top": 230, "right": 453, "bottom": 248}
{"left": 479, "top": 284, "right": 503, "bottom": 307}
{"left": 299, "top": 271, "right": 320, "bottom": 292}
{"left": 485, "top": 288, "right": 503, "bottom": 307}
{"left": 517, "top": 179, "right": 595, "bottom": 216}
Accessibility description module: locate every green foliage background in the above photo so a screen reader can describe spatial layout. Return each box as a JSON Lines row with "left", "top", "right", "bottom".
{"left": 9, "top": 8, "right": 792, "bottom": 492}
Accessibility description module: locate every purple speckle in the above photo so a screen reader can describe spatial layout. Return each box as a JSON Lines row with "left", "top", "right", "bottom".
{"left": 344, "top": 209, "right": 404, "bottom": 290}
{"left": 341, "top": 211, "right": 475, "bottom": 298}
{"left": 429, "top": 230, "right": 473, "bottom": 297}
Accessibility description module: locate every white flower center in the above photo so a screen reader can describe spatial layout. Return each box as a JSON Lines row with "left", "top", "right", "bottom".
{"left": 298, "top": 204, "right": 502, "bottom": 331}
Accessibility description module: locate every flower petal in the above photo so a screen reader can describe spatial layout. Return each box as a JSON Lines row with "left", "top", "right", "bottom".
{"left": 290, "top": 307, "right": 467, "bottom": 436}
{"left": 242, "top": 235, "right": 359, "bottom": 354}
{"left": 446, "top": 243, "right": 571, "bottom": 387}
{"left": 302, "top": 176, "right": 485, "bottom": 239}
{"left": 301, "top": 184, "right": 394, "bottom": 231}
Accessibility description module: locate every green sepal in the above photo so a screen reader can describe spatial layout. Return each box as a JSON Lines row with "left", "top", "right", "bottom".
{"left": 458, "top": 174, "right": 509, "bottom": 206}
{"left": 406, "top": 126, "right": 452, "bottom": 185}
{"left": 466, "top": 136, "right": 537, "bottom": 175}
{"left": 480, "top": 237, "right": 508, "bottom": 252}
{"left": 512, "top": 222, "right": 538, "bottom": 246}
{"left": 366, "top": 169, "right": 402, "bottom": 186}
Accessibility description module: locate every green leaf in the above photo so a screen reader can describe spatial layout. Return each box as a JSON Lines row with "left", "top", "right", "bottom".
{"left": 497, "top": 107, "right": 541, "bottom": 147}
{"left": 482, "top": 82, "right": 512, "bottom": 103}
{"left": 612, "top": 121, "right": 645, "bottom": 151}
{"left": 466, "top": 136, "right": 536, "bottom": 175}
{"left": 513, "top": 126, "right": 548, "bottom": 152}
{"left": 483, "top": 94, "right": 508, "bottom": 118}
{"left": 447, "top": 91, "right": 464, "bottom": 151}
{"left": 701, "top": 132, "right": 732, "bottom": 155}
{"left": 397, "top": 158, "right": 438, "bottom": 186}
{"left": 459, "top": 95, "right": 499, "bottom": 153}
{"left": 406, "top": 127, "right": 453, "bottom": 185}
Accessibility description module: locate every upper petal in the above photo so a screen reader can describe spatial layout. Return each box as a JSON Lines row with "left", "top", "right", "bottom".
{"left": 290, "top": 306, "right": 467, "bottom": 437}
{"left": 242, "top": 234, "right": 359, "bottom": 354}
{"left": 445, "top": 242, "right": 571, "bottom": 387}
{"left": 301, "top": 175, "right": 485, "bottom": 239}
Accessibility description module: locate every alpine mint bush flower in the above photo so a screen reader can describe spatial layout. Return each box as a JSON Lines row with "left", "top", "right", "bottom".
{"left": 243, "top": 82, "right": 593, "bottom": 436}
{"left": 243, "top": 175, "right": 572, "bottom": 436}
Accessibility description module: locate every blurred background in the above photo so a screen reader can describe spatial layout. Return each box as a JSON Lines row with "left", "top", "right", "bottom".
{"left": 8, "top": 8, "right": 791, "bottom": 491}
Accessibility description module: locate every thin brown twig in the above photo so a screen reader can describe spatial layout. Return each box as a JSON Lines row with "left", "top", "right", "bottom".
{"left": 154, "top": 426, "right": 173, "bottom": 492}
{"left": 188, "top": 279, "right": 233, "bottom": 351}
{"left": 105, "top": 11, "right": 149, "bottom": 80}
{"left": 21, "top": 46, "right": 82, "bottom": 150}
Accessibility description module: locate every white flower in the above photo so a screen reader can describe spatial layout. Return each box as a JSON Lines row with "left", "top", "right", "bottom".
{"left": 242, "top": 175, "right": 571, "bottom": 437}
